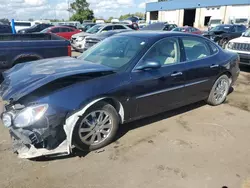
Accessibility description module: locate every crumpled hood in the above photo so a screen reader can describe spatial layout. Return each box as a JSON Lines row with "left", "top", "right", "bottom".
{"left": 0, "top": 57, "right": 114, "bottom": 101}
{"left": 72, "top": 32, "right": 92, "bottom": 38}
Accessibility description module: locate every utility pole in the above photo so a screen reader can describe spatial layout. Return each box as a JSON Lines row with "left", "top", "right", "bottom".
{"left": 68, "top": 0, "right": 71, "bottom": 21}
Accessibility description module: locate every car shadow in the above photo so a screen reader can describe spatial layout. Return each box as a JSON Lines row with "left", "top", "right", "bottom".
{"left": 114, "top": 101, "right": 206, "bottom": 143}
{"left": 33, "top": 101, "right": 207, "bottom": 162}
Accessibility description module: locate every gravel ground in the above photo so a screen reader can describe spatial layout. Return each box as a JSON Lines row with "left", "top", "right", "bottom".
{"left": 0, "top": 64, "right": 250, "bottom": 188}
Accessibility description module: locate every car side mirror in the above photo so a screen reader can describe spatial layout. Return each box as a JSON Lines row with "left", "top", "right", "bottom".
{"left": 136, "top": 61, "right": 161, "bottom": 71}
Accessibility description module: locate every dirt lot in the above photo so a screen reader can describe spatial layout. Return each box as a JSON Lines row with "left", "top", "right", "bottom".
{"left": 0, "top": 64, "right": 250, "bottom": 188}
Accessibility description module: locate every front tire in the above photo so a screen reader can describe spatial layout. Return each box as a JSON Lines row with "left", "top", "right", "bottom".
{"left": 207, "top": 75, "right": 230, "bottom": 106}
{"left": 73, "top": 101, "right": 119, "bottom": 151}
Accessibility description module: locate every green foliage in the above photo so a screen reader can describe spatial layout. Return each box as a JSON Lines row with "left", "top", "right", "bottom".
{"left": 107, "top": 17, "right": 114, "bottom": 23}
{"left": 92, "top": 18, "right": 96, "bottom": 23}
{"left": 50, "top": 19, "right": 61, "bottom": 22}
{"left": 70, "top": 0, "right": 94, "bottom": 23}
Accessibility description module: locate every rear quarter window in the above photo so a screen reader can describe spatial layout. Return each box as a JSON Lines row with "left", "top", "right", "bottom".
{"left": 207, "top": 41, "right": 219, "bottom": 54}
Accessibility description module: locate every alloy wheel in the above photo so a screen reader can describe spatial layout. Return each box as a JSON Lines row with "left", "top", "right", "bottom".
{"left": 213, "top": 78, "right": 229, "bottom": 103}
{"left": 78, "top": 110, "right": 113, "bottom": 145}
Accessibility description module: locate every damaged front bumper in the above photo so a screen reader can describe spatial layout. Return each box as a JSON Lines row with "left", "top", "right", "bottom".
{"left": 9, "top": 126, "right": 70, "bottom": 159}
{"left": 0, "top": 102, "right": 73, "bottom": 159}
{"left": 1, "top": 97, "right": 106, "bottom": 159}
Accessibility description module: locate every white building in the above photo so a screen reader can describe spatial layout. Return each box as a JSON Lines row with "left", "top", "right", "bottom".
{"left": 146, "top": 0, "right": 250, "bottom": 28}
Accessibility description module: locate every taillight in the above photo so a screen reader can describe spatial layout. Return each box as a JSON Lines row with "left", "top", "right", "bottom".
{"left": 68, "top": 45, "right": 72, "bottom": 57}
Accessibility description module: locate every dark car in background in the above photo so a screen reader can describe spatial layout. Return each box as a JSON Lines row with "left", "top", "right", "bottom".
{"left": 0, "top": 25, "right": 12, "bottom": 34}
{"left": 0, "top": 31, "right": 239, "bottom": 159}
{"left": 0, "top": 33, "right": 71, "bottom": 72}
{"left": 141, "top": 22, "right": 177, "bottom": 31}
{"left": 18, "top": 24, "right": 53, "bottom": 34}
{"left": 81, "top": 23, "right": 96, "bottom": 32}
{"left": 84, "top": 29, "right": 131, "bottom": 51}
{"left": 172, "top": 26, "right": 202, "bottom": 35}
{"left": 203, "top": 24, "right": 247, "bottom": 48}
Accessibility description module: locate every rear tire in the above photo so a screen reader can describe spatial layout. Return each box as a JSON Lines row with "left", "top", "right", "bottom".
{"left": 207, "top": 75, "right": 230, "bottom": 106}
{"left": 73, "top": 101, "right": 119, "bottom": 151}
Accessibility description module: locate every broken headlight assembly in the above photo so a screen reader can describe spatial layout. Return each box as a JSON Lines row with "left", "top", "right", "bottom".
{"left": 2, "top": 104, "right": 48, "bottom": 128}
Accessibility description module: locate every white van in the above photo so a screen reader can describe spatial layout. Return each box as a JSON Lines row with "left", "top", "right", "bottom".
{"left": 208, "top": 17, "right": 222, "bottom": 30}
{"left": 12, "top": 21, "right": 35, "bottom": 32}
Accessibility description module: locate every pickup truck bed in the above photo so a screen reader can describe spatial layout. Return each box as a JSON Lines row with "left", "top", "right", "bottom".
{"left": 0, "top": 33, "right": 71, "bottom": 71}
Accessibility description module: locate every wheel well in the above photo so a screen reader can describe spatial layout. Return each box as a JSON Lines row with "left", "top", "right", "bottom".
{"left": 219, "top": 71, "right": 232, "bottom": 84}
{"left": 223, "top": 71, "right": 232, "bottom": 78}
{"left": 98, "top": 98, "right": 125, "bottom": 123}
{"left": 14, "top": 55, "right": 41, "bottom": 65}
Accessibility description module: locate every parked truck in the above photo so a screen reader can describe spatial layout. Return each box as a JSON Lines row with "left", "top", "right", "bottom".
{"left": 0, "top": 33, "right": 71, "bottom": 72}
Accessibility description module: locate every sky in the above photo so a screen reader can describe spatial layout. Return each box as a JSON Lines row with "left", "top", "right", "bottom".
{"left": 0, "top": 0, "right": 157, "bottom": 20}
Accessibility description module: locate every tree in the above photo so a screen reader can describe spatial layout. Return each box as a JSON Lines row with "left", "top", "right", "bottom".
{"left": 0, "top": 18, "right": 9, "bottom": 25}
{"left": 28, "top": 18, "right": 34, "bottom": 21}
{"left": 69, "top": 0, "right": 94, "bottom": 23}
{"left": 107, "top": 17, "right": 114, "bottom": 22}
{"left": 119, "top": 12, "right": 145, "bottom": 21}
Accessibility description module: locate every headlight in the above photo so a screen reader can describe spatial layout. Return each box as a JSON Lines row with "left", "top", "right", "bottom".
{"left": 2, "top": 112, "right": 13, "bottom": 128}
{"left": 77, "top": 36, "right": 85, "bottom": 42}
{"left": 14, "top": 104, "right": 48, "bottom": 128}
{"left": 227, "top": 42, "right": 234, "bottom": 49}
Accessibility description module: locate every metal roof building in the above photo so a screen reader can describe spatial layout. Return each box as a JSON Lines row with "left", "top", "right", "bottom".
{"left": 145, "top": 0, "right": 250, "bottom": 28}
{"left": 146, "top": 0, "right": 250, "bottom": 12}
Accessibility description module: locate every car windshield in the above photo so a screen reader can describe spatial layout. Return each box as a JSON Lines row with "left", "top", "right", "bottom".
{"left": 78, "top": 36, "right": 147, "bottom": 69}
{"left": 210, "top": 25, "right": 231, "bottom": 32}
{"left": 243, "top": 29, "right": 250, "bottom": 37}
{"left": 86, "top": 25, "right": 103, "bottom": 34}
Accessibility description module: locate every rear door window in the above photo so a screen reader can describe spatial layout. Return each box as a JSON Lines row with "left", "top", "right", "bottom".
{"left": 114, "top": 25, "right": 126, "bottom": 30}
{"left": 51, "top": 28, "right": 60, "bottom": 33}
{"left": 181, "top": 37, "right": 211, "bottom": 61}
{"left": 207, "top": 41, "right": 219, "bottom": 54}
{"left": 141, "top": 37, "right": 181, "bottom": 66}
{"left": 60, "top": 28, "right": 70, "bottom": 32}
{"left": 102, "top": 26, "right": 113, "bottom": 31}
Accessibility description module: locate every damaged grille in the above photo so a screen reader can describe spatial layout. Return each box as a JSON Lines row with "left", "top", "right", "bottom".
{"left": 232, "top": 43, "right": 250, "bottom": 52}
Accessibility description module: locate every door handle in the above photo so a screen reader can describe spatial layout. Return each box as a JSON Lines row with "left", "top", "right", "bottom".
{"left": 171, "top": 72, "right": 183, "bottom": 77}
{"left": 210, "top": 64, "right": 219, "bottom": 68}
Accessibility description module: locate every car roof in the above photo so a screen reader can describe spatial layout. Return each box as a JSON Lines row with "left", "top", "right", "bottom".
{"left": 116, "top": 31, "right": 199, "bottom": 39}
{"left": 50, "top": 26, "right": 75, "bottom": 29}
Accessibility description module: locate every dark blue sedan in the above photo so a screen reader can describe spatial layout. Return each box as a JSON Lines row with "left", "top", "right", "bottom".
{"left": 0, "top": 31, "right": 240, "bottom": 158}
